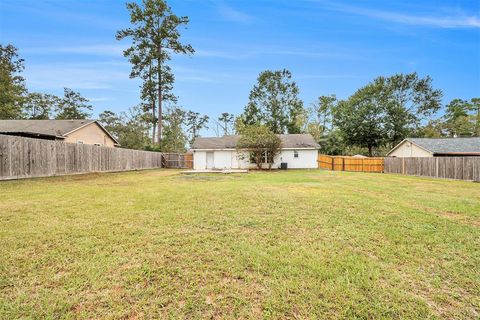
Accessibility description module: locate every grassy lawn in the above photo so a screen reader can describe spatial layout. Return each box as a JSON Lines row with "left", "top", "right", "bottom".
{"left": 0, "top": 169, "right": 479, "bottom": 319}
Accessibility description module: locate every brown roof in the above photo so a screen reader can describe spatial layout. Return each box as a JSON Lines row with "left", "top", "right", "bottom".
{"left": 192, "top": 134, "right": 320, "bottom": 150}
{"left": 0, "top": 119, "right": 119, "bottom": 144}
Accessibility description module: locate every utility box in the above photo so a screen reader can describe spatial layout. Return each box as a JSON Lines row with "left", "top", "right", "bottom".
{"left": 280, "top": 162, "right": 288, "bottom": 170}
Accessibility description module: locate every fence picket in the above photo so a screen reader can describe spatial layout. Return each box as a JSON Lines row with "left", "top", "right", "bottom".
{"left": 384, "top": 156, "right": 479, "bottom": 182}
{"left": 0, "top": 134, "right": 164, "bottom": 180}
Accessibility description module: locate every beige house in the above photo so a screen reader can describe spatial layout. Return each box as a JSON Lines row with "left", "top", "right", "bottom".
{"left": 387, "top": 137, "right": 480, "bottom": 157}
{"left": 0, "top": 120, "right": 119, "bottom": 147}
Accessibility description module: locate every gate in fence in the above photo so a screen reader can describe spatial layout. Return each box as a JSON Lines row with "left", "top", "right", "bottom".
{"left": 161, "top": 153, "right": 193, "bottom": 169}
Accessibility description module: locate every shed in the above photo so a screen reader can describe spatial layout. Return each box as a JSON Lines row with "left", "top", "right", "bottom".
{"left": 191, "top": 134, "right": 320, "bottom": 170}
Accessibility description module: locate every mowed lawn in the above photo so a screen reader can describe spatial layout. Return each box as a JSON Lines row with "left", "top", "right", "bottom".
{"left": 0, "top": 170, "right": 479, "bottom": 319}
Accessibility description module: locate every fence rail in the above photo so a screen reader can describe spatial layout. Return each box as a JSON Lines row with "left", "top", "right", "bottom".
{"left": 318, "top": 155, "right": 384, "bottom": 173}
{"left": 0, "top": 134, "right": 164, "bottom": 180}
{"left": 384, "top": 156, "right": 480, "bottom": 181}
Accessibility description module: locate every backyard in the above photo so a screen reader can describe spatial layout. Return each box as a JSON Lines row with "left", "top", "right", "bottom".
{"left": 0, "top": 169, "right": 479, "bottom": 319}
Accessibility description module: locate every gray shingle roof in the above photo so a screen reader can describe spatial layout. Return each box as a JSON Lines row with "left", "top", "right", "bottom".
{"left": 192, "top": 134, "right": 320, "bottom": 150}
{"left": 0, "top": 120, "right": 119, "bottom": 144}
{"left": 408, "top": 137, "right": 480, "bottom": 154}
{"left": 0, "top": 120, "right": 95, "bottom": 138}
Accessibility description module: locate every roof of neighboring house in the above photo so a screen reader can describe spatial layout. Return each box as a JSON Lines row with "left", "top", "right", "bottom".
{"left": 192, "top": 134, "right": 320, "bottom": 150}
{"left": 0, "top": 119, "right": 119, "bottom": 144}
{"left": 388, "top": 137, "right": 480, "bottom": 155}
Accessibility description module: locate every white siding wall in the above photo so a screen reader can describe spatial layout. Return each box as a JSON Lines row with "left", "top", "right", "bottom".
{"left": 275, "top": 149, "right": 318, "bottom": 168}
{"left": 193, "top": 151, "right": 206, "bottom": 170}
{"left": 193, "top": 149, "right": 318, "bottom": 169}
{"left": 389, "top": 141, "right": 433, "bottom": 157}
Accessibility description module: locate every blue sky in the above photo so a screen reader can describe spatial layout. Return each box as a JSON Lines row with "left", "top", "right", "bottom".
{"left": 1, "top": 0, "right": 479, "bottom": 134}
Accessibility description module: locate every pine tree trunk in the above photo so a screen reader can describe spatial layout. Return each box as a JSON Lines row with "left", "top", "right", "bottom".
{"left": 149, "top": 63, "right": 156, "bottom": 144}
{"left": 157, "top": 45, "right": 162, "bottom": 145}
{"left": 151, "top": 99, "right": 156, "bottom": 144}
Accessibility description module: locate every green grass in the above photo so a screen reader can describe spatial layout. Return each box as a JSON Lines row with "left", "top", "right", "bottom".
{"left": 0, "top": 169, "right": 479, "bottom": 319}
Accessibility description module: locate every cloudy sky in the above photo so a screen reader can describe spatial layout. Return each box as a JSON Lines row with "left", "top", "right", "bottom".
{"left": 1, "top": 0, "right": 479, "bottom": 133}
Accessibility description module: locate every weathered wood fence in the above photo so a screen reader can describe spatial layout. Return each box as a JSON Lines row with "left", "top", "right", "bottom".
{"left": 384, "top": 157, "right": 480, "bottom": 181}
{"left": 318, "top": 155, "right": 384, "bottom": 173}
{"left": 161, "top": 153, "right": 193, "bottom": 169}
{"left": 0, "top": 134, "right": 163, "bottom": 180}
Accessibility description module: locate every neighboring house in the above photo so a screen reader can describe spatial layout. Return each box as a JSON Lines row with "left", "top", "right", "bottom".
{"left": 191, "top": 134, "right": 320, "bottom": 170}
{"left": 387, "top": 137, "right": 480, "bottom": 157}
{"left": 0, "top": 120, "right": 119, "bottom": 147}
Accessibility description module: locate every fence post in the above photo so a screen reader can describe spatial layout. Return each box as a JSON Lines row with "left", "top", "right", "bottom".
{"left": 342, "top": 157, "right": 345, "bottom": 171}
{"left": 435, "top": 157, "right": 438, "bottom": 178}
{"left": 331, "top": 156, "right": 334, "bottom": 171}
{"left": 402, "top": 158, "right": 405, "bottom": 175}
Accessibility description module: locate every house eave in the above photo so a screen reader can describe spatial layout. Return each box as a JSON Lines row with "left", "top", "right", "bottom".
{"left": 434, "top": 152, "right": 480, "bottom": 156}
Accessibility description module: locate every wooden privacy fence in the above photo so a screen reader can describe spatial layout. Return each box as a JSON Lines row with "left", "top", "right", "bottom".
{"left": 0, "top": 134, "right": 163, "bottom": 180}
{"left": 384, "top": 157, "right": 480, "bottom": 181}
{"left": 318, "top": 155, "right": 384, "bottom": 173}
{"left": 162, "top": 153, "right": 193, "bottom": 169}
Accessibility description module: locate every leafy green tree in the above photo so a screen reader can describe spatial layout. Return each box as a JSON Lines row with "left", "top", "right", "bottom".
{"left": 310, "top": 95, "right": 336, "bottom": 133}
{"left": 467, "top": 98, "right": 480, "bottom": 137}
{"left": 443, "top": 98, "right": 475, "bottom": 137}
{"left": 117, "top": 0, "right": 194, "bottom": 145}
{"left": 0, "top": 44, "right": 27, "bottom": 119}
{"left": 333, "top": 83, "right": 386, "bottom": 156}
{"left": 98, "top": 110, "right": 123, "bottom": 139}
{"left": 234, "top": 115, "right": 247, "bottom": 134}
{"left": 236, "top": 126, "right": 282, "bottom": 170}
{"left": 23, "top": 92, "right": 59, "bottom": 119}
{"left": 55, "top": 88, "right": 93, "bottom": 119}
{"left": 161, "top": 106, "right": 187, "bottom": 152}
{"left": 99, "top": 107, "right": 150, "bottom": 149}
{"left": 217, "top": 112, "right": 234, "bottom": 136}
{"left": 318, "top": 129, "right": 347, "bottom": 155}
{"left": 417, "top": 119, "right": 445, "bottom": 138}
{"left": 186, "top": 111, "right": 209, "bottom": 146}
{"left": 240, "top": 69, "right": 305, "bottom": 134}
{"left": 307, "top": 94, "right": 337, "bottom": 142}
{"left": 376, "top": 72, "right": 442, "bottom": 146}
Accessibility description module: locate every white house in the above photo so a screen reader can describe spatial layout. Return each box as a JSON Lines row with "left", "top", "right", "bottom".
{"left": 191, "top": 134, "right": 320, "bottom": 170}
{"left": 387, "top": 137, "right": 480, "bottom": 157}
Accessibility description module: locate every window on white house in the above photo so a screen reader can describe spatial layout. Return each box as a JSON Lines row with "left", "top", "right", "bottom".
{"left": 294, "top": 150, "right": 299, "bottom": 158}
{"left": 250, "top": 151, "right": 273, "bottom": 164}
{"left": 262, "top": 151, "right": 268, "bottom": 163}
{"left": 249, "top": 152, "right": 256, "bottom": 164}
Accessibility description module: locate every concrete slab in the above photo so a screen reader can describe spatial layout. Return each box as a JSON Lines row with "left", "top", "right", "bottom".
{"left": 180, "top": 169, "right": 248, "bottom": 174}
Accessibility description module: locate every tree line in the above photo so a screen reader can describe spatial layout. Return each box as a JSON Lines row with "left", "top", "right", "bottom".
{"left": 1, "top": 0, "right": 478, "bottom": 156}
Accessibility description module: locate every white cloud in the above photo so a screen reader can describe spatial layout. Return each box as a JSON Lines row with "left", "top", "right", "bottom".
{"left": 296, "top": 74, "right": 362, "bottom": 80}
{"left": 327, "top": 2, "right": 480, "bottom": 29}
{"left": 23, "top": 44, "right": 128, "bottom": 56}
{"left": 86, "top": 97, "right": 112, "bottom": 102}
{"left": 216, "top": 2, "right": 253, "bottom": 24}
{"left": 194, "top": 46, "right": 358, "bottom": 60}
{"left": 24, "top": 62, "right": 132, "bottom": 90}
